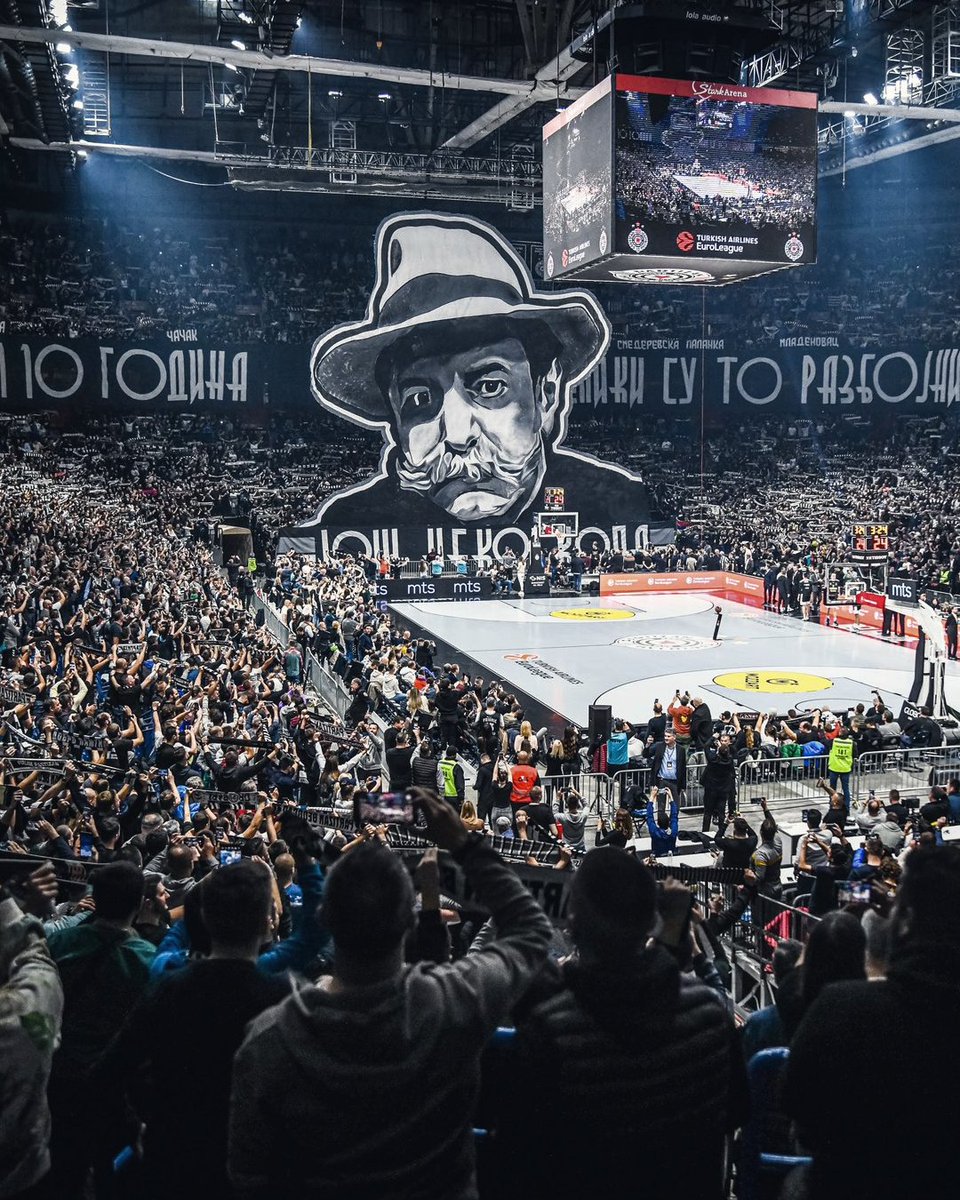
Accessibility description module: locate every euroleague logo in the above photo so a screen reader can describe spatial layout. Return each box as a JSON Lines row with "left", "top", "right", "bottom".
{"left": 784, "top": 233, "right": 804, "bottom": 262}
{"left": 627, "top": 224, "right": 649, "bottom": 253}
{"left": 561, "top": 248, "right": 570, "bottom": 269}
{"left": 676, "top": 230, "right": 695, "bottom": 253}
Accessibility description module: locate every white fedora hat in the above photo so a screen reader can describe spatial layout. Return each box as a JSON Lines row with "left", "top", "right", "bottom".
{"left": 310, "top": 213, "right": 608, "bottom": 424}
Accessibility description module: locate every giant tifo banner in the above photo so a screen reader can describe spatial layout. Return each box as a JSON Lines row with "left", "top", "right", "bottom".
{"left": 279, "top": 212, "right": 674, "bottom": 560}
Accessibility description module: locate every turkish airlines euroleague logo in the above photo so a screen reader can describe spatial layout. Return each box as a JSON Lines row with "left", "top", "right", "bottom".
{"left": 676, "top": 230, "right": 695, "bottom": 252}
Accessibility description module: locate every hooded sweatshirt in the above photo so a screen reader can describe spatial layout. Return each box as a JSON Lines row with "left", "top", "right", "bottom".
{"left": 227, "top": 837, "right": 552, "bottom": 1200}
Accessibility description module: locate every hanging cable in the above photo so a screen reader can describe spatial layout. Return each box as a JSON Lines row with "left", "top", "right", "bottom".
{"left": 141, "top": 162, "right": 232, "bottom": 187}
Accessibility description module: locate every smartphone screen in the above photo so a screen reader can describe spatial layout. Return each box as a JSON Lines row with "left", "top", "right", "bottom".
{"left": 79, "top": 832, "right": 95, "bottom": 859}
{"left": 219, "top": 849, "right": 242, "bottom": 866}
{"left": 354, "top": 791, "right": 416, "bottom": 827}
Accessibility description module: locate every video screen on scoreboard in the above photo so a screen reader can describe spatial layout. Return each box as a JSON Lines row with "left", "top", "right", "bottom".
{"left": 613, "top": 76, "right": 818, "bottom": 266}
{"left": 542, "top": 76, "right": 614, "bottom": 280}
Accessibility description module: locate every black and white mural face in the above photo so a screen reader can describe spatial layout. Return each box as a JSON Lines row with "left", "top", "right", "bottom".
{"left": 290, "top": 212, "right": 669, "bottom": 561}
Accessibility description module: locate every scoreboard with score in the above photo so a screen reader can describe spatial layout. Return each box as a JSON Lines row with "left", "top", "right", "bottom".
{"left": 849, "top": 522, "right": 891, "bottom": 560}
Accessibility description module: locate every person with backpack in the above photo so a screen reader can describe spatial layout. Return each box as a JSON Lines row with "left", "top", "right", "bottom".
{"left": 282, "top": 637, "right": 303, "bottom": 686}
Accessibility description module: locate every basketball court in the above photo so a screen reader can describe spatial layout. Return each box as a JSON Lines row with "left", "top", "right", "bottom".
{"left": 674, "top": 172, "right": 756, "bottom": 200}
{"left": 389, "top": 589, "right": 958, "bottom": 728}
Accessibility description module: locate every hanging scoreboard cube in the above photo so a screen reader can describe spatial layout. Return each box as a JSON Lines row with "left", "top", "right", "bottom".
{"left": 542, "top": 73, "right": 818, "bottom": 286}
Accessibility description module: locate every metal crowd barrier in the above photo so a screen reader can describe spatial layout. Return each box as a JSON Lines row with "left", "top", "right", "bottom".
{"left": 853, "top": 745, "right": 960, "bottom": 803}
{"left": 735, "top": 753, "right": 832, "bottom": 809}
{"left": 251, "top": 589, "right": 351, "bottom": 722}
{"left": 304, "top": 649, "right": 350, "bottom": 721}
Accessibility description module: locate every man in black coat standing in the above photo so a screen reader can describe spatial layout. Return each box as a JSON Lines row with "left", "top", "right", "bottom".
{"left": 689, "top": 696, "right": 714, "bottom": 751}
{"left": 946, "top": 608, "right": 958, "bottom": 660}
{"left": 700, "top": 734, "right": 738, "bottom": 832}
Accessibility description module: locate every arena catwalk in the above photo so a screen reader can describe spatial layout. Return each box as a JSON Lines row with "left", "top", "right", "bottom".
{"left": 389, "top": 591, "right": 958, "bottom": 727}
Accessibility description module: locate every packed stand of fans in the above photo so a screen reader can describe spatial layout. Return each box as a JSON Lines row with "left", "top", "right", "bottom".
{"left": 0, "top": 214, "right": 371, "bottom": 344}
{"left": 4, "top": 209, "right": 960, "bottom": 350}
{"left": 617, "top": 143, "right": 816, "bottom": 230}
{"left": 1, "top": 409, "right": 960, "bottom": 1199}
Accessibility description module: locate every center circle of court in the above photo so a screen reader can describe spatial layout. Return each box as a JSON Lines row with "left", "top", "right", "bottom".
{"left": 549, "top": 607, "right": 636, "bottom": 621}
{"left": 712, "top": 670, "right": 834, "bottom": 694}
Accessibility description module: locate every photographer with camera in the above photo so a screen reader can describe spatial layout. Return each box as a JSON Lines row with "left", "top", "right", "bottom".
{"left": 700, "top": 732, "right": 738, "bottom": 832}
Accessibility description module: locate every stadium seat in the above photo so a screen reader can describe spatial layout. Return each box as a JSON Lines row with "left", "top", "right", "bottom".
{"left": 739, "top": 1048, "right": 811, "bottom": 1200}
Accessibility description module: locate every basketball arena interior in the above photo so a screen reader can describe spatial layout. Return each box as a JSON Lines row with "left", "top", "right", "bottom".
{"left": 3, "top": 3, "right": 960, "bottom": 1198}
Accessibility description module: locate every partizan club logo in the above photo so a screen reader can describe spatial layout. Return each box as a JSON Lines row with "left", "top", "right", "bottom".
{"left": 545, "top": 252, "right": 555, "bottom": 278}
{"left": 784, "top": 233, "right": 804, "bottom": 262}
{"left": 599, "top": 229, "right": 608, "bottom": 254}
{"left": 627, "top": 224, "right": 649, "bottom": 253}
{"left": 610, "top": 267, "right": 713, "bottom": 284}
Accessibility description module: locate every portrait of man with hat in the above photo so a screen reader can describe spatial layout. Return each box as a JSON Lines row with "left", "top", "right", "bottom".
{"left": 306, "top": 212, "right": 653, "bottom": 533}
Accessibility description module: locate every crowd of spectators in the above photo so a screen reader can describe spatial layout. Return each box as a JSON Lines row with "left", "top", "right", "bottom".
{"left": 617, "top": 142, "right": 816, "bottom": 230}
{"left": 3, "top": 208, "right": 960, "bottom": 349}
{"left": 0, "top": 214, "right": 371, "bottom": 345}
{"left": 1, "top": 394, "right": 960, "bottom": 1198}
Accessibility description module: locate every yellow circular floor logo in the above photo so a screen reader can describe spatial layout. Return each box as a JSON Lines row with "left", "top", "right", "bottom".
{"left": 713, "top": 670, "right": 834, "bottom": 694}
{"left": 550, "top": 608, "right": 634, "bottom": 621}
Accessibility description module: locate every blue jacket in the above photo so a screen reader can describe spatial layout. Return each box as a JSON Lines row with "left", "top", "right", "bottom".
{"left": 150, "top": 860, "right": 328, "bottom": 979}
{"left": 646, "top": 800, "right": 679, "bottom": 856}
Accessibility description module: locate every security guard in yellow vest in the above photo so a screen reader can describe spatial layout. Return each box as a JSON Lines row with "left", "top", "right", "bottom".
{"left": 827, "top": 725, "right": 854, "bottom": 808}
{"left": 438, "top": 745, "right": 465, "bottom": 808}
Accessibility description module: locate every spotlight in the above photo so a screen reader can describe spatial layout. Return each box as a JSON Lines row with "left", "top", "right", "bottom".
{"left": 328, "top": 89, "right": 342, "bottom": 98}
{"left": 237, "top": 11, "right": 254, "bottom": 22}
{"left": 863, "top": 92, "right": 879, "bottom": 106}
{"left": 76, "top": 148, "right": 88, "bottom": 158}
{"left": 56, "top": 41, "right": 71, "bottom": 53}
{"left": 231, "top": 39, "right": 246, "bottom": 50}
{"left": 378, "top": 91, "right": 391, "bottom": 101}
{"left": 65, "top": 63, "right": 79, "bottom": 89}
{"left": 224, "top": 61, "right": 240, "bottom": 73}
{"left": 73, "top": 98, "right": 83, "bottom": 109}
{"left": 843, "top": 109, "right": 856, "bottom": 118}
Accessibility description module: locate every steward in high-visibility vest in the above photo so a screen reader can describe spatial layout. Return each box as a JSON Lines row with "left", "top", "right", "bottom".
{"left": 438, "top": 747, "right": 464, "bottom": 807}
{"left": 827, "top": 732, "right": 854, "bottom": 776}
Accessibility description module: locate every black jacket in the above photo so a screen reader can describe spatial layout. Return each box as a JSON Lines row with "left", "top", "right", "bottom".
{"left": 506, "top": 946, "right": 747, "bottom": 1199}
{"left": 644, "top": 740, "right": 688, "bottom": 789}
{"left": 689, "top": 703, "right": 714, "bottom": 750}
{"left": 701, "top": 744, "right": 737, "bottom": 790}
{"left": 784, "top": 940, "right": 960, "bottom": 1199}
